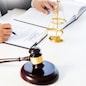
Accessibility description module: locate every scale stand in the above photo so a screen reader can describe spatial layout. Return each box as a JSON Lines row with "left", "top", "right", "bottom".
{"left": 21, "top": 46, "right": 59, "bottom": 85}
{"left": 48, "top": 0, "right": 66, "bottom": 42}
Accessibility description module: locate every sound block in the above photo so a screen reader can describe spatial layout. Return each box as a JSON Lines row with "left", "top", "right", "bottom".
{"left": 20, "top": 61, "right": 59, "bottom": 85}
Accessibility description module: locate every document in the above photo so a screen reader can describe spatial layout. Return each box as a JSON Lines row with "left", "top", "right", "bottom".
{"left": 62, "top": 5, "right": 86, "bottom": 29}
{"left": 1, "top": 1, "right": 86, "bottom": 49}
{"left": 4, "top": 20, "right": 47, "bottom": 49}
{"left": 14, "top": 1, "right": 86, "bottom": 30}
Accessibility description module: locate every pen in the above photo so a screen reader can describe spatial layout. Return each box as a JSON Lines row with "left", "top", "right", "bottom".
{"left": 4, "top": 27, "right": 16, "bottom": 35}
{"left": 62, "top": 15, "right": 76, "bottom": 30}
{"left": 62, "top": 6, "right": 86, "bottom": 30}
{"left": 0, "top": 23, "right": 16, "bottom": 35}
{"left": 12, "top": 31, "right": 16, "bottom": 35}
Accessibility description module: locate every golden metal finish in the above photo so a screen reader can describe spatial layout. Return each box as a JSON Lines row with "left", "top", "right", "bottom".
{"left": 51, "top": 17, "right": 67, "bottom": 25}
{"left": 30, "top": 56, "right": 43, "bottom": 65}
{"left": 49, "top": 29, "right": 64, "bottom": 42}
{"left": 48, "top": 0, "right": 66, "bottom": 42}
{"left": 49, "top": 36, "right": 63, "bottom": 42}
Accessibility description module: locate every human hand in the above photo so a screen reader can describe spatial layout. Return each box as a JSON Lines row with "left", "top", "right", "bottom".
{"left": 33, "top": 0, "right": 57, "bottom": 14}
{"left": 0, "top": 23, "right": 12, "bottom": 43}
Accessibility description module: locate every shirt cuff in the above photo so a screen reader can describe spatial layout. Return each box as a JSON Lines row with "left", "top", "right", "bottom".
{"left": 31, "top": 0, "right": 35, "bottom": 7}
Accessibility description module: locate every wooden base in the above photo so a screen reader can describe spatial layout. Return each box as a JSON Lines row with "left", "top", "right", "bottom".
{"left": 20, "top": 61, "right": 59, "bottom": 85}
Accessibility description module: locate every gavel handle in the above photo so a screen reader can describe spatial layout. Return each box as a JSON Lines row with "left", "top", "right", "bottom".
{"left": 0, "top": 56, "right": 30, "bottom": 63}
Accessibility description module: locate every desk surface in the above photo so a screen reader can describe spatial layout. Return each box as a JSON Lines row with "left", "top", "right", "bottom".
{"left": 0, "top": 1, "right": 86, "bottom": 86}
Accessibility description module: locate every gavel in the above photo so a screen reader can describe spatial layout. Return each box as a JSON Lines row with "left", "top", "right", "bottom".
{"left": 0, "top": 46, "right": 59, "bottom": 85}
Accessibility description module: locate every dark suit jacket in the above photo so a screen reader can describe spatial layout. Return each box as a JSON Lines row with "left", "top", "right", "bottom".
{"left": 0, "top": 0, "right": 7, "bottom": 15}
{"left": 0, "top": 0, "right": 32, "bottom": 16}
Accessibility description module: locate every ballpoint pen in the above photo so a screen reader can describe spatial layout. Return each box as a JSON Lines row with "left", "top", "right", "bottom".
{"left": 4, "top": 27, "right": 16, "bottom": 35}
{"left": 0, "top": 23, "right": 16, "bottom": 35}
{"left": 62, "top": 6, "right": 86, "bottom": 30}
{"left": 12, "top": 31, "right": 16, "bottom": 35}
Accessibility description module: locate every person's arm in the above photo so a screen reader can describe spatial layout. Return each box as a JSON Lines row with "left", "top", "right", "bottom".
{"left": 31, "top": 0, "right": 57, "bottom": 14}
{"left": 6, "top": 0, "right": 32, "bottom": 10}
{"left": 0, "top": 23, "right": 12, "bottom": 43}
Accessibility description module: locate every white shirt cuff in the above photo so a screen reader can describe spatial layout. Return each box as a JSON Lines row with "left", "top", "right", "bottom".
{"left": 31, "top": 0, "right": 35, "bottom": 7}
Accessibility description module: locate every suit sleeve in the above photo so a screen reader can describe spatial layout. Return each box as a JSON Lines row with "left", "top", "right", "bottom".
{"left": 6, "top": 0, "right": 32, "bottom": 10}
{"left": 0, "top": 0, "right": 7, "bottom": 16}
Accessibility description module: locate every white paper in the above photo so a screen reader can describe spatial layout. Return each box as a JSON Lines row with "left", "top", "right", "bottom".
{"left": 1, "top": 1, "right": 86, "bottom": 49}
{"left": 14, "top": 1, "right": 86, "bottom": 30}
{"left": 5, "top": 20, "right": 47, "bottom": 49}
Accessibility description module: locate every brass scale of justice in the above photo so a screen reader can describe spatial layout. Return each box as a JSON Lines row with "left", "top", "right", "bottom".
{"left": 47, "top": 0, "right": 67, "bottom": 42}
{"left": 0, "top": 0, "right": 67, "bottom": 85}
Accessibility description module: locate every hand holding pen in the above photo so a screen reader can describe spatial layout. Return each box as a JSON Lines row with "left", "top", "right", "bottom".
{"left": 0, "top": 23, "right": 16, "bottom": 43}
{"left": 33, "top": 0, "right": 57, "bottom": 14}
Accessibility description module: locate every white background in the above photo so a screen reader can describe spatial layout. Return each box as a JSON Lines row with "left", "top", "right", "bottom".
{"left": 75, "top": 0, "right": 86, "bottom": 3}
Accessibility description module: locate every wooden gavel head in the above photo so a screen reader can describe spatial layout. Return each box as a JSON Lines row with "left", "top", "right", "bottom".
{"left": 29, "top": 47, "right": 44, "bottom": 69}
